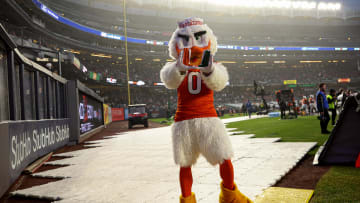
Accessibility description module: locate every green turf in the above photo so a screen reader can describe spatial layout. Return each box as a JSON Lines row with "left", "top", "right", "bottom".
{"left": 310, "top": 166, "right": 360, "bottom": 203}
{"left": 226, "top": 116, "right": 333, "bottom": 155}
{"left": 149, "top": 118, "right": 173, "bottom": 125}
{"left": 219, "top": 113, "right": 245, "bottom": 119}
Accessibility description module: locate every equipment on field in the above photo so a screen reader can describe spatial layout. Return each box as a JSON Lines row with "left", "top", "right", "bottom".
{"left": 314, "top": 93, "right": 360, "bottom": 165}
{"left": 128, "top": 104, "right": 148, "bottom": 129}
{"left": 276, "top": 89, "right": 297, "bottom": 119}
{"left": 254, "top": 80, "right": 269, "bottom": 115}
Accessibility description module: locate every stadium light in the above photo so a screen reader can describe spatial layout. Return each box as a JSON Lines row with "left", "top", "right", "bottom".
{"left": 318, "top": 2, "right": 341, "bottom": 10}
{"left": 195, "top": 0, "right": 341, "bottom": 10}
{"left": 64, "top": 49, "right": 80, "bottom": 54}
{"left": 135, "top": 58, "right": 143, "bottom": 61}
{"left": 91, "top": 53, "right": 112, "bottom": 58}
{"left": 153, "top": 59, "right": 161, "bottom": 62}
{"left": 218, "top": 61, "right": 237, "bottom": 64}
{"left": 299, "top": 60, "right": 322, "bottom": 63}
{"left": 244, "top": 61, "right": 268, "bottom": 64}
{"left": 274, "top": 61, "right": 286, "bottom": 64}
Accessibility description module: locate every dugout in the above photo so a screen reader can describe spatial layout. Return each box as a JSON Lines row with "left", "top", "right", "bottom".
{"left": 0, "top": 23, "right": 70, "bottom": 196}
{"left": 0, "top": 23, "right": 104, "bottom": 197}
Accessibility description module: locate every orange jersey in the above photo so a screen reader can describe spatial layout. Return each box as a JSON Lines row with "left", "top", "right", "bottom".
{"left": 175, "top": 69, "right": 217, "bottom": 122}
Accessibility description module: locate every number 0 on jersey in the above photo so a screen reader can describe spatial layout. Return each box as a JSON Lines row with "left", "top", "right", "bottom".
{"left": 188, "top": 72, "right": 201, "bottom": 94}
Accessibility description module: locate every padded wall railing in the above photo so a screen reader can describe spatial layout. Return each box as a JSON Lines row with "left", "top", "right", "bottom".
{"left": 0, "top": 23, "right": 104, "bottom": 197}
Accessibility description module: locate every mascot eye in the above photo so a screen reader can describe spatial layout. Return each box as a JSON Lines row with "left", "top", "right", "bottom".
{"left": 178, "top": 34, "right": 189, "bottom": 42}
{"left": 194, "top": 31, "right": 206, "bottom": 41}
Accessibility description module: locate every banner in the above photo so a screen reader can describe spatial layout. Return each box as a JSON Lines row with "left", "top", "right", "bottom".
{"left": 106, "top": 78, "right": 117, "bottom": 84}
{"left": 79, "top": 92, "right": 104, "bottom": 134}
{"left": 338, "top": 78, "right": 351, "bottom": 83}
{"left": 89, "top": 71, "right": 101, "bottom": 81}
{"left": 299, "top": 84, "right": 315, "bottom": 87}
{"left": 7, "top": 119, "right": 69, "bottom": 181}
{"left": 103, "top": 104, "right": 112, "bottom": 125}
{"left": 112, "top": 108, "right": 125, "bottom": 121}
{"left": 125, "top": 108, "right": 128, "bottom": 120}
{"left": 283, "top": 80, "right": 297, "bottom": 85}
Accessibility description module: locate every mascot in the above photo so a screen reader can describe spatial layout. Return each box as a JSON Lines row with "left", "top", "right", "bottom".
{"left": 160, "top": 17, "right": 252, "bottom": 203}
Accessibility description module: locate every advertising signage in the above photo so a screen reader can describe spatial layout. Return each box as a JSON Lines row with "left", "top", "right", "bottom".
{"left": 6, "top": 119, "right": 70, "bottom": 182}
{"left": 78, "top": 92, "right": 104, "bottom": 134}
{"left": 106, "top": 78, "right": 117, "bottom": 84}
{"left": 338, "top": 78, "right": 351, "bottom": 83}
{"left": 283, "top": 80, "right": 297, "bottom": 85}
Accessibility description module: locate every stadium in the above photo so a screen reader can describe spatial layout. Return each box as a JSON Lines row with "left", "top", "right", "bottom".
{"left": 0, "top": 0, "right": 359, "bottom": 202}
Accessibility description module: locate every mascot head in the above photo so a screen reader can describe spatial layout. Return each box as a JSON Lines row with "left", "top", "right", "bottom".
{"left": 168, "top": 17, "right": 217, "bottom": 67}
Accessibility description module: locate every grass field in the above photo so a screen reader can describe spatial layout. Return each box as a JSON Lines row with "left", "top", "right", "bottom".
{"left": 226, "top": 116, "right": 360, "bottom": 202}
{"left": 149, "top": 117, "right": 173, "bottom": 125}
{"left": 226, "top": 116, "right": 333, "bottom": 155}
{"left": 311, "top": 166, "right": 360, "bottom": 202}
{"left": 219, "top": 113, "right": 245, "bottom": 119}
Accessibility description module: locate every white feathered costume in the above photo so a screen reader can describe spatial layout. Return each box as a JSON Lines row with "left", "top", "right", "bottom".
{"left": 160, "top": 17, "right": 233, "bottom": 167}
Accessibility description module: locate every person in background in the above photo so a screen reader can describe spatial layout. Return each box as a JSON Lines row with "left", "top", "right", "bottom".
{"left": 246, "top": 100, "right": 252, "bottom": 118}
{"left": 341, "top": 89, "right": 351, "bottom": 109}
{"left": 309, "top": 95, "right": 316, "bottom": 115}
{"left": 336, "top": 88, "right": 344, "bottom": 111}
{"left": 301, "top": 96, "right": 309, "bottom": 115}
{"left": 316, "top": 83, "right": 330, "bottom": 134}
{"left": 327, "top": 89, "right": 337, "bottom": 125}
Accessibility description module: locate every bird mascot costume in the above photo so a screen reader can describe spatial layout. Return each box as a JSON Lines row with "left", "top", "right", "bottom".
{"left": 160, "top": 17, "right": 253, "bottom": 203}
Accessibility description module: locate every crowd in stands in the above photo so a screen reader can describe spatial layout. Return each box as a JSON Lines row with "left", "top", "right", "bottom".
{"left": 227, "top": 61, "right": 360, "bottom": 85}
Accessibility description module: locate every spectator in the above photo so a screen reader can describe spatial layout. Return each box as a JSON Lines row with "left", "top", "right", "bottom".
{"left": 327, "top": 89, "right": 337, "bottom": 125}
{"left": 246, "top": 100, "right": 252, "bottom": 118}
{"left": 316, "top": 83, "right": 330, "bottom": 134}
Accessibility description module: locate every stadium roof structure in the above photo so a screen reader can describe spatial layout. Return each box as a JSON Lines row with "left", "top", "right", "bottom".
{"left": 61, "top": 0, "right": 360, "bottom": 19}
{"left": 32, "top": 0, "right": 360, "bottom": 52}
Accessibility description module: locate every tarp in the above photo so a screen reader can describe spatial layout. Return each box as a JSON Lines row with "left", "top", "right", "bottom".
{"left": 315, "top": 93, "right": 360, "bottom": 165}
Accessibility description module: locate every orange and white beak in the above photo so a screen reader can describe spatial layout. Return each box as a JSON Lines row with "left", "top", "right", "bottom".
{"left": 176, "top": 41, "right": 211, "bottom": 67}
